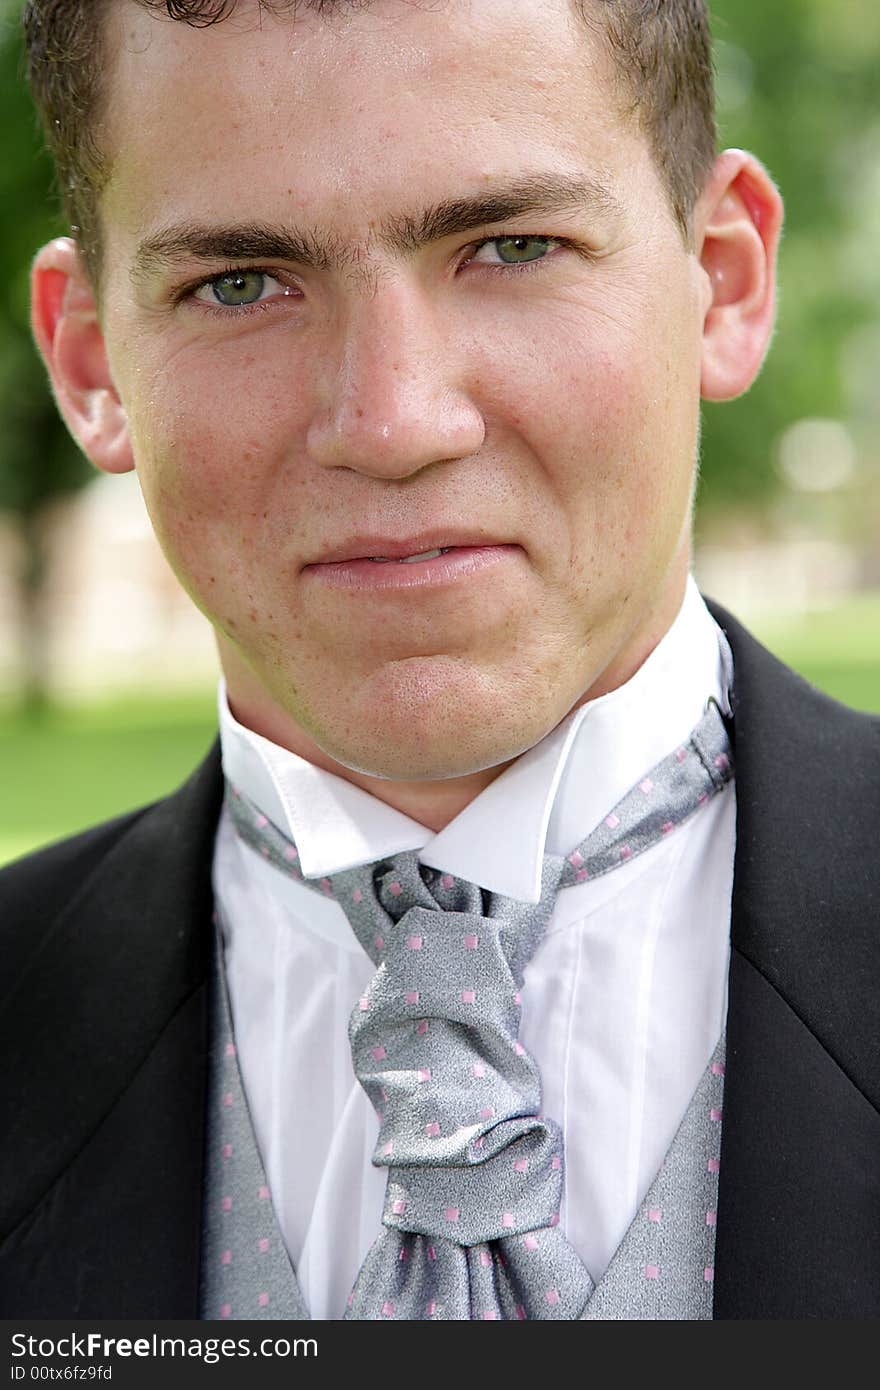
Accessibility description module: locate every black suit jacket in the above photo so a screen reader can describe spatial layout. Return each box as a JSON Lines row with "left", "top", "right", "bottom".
{"left": 1, "top": 605, "right": 878, "bottom": 1319}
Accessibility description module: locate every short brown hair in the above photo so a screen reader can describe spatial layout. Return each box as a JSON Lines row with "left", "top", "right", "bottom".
{"left": 22, "top": 0, "right": 716, "bottom": 280}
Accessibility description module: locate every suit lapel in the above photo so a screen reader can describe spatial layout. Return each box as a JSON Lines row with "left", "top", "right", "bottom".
{"left": 708, "top": 603, "right": 880, "bottom": 1318}
{"left": 0, "top": 743, "right": 223, "bottom": 1317}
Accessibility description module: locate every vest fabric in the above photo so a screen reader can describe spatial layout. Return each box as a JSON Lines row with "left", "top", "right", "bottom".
{"left": 199, "top": 934, "right": 309, "bottom": 1321}
{"left": 200, "top": 933, "right": 721, "bottom": 1320}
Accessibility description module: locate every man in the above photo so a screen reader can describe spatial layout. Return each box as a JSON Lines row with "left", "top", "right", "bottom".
{"left": 1, "top": 0, "right": 877, "bottom": 1321}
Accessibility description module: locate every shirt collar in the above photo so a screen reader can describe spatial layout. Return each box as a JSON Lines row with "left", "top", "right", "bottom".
{"left": 219, "top": 577, "right": 729, "bottom": 904}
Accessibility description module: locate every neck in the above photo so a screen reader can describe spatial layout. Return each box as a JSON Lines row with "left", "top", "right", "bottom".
{"left": 223, "top": 681, "right": 513, "bottom": 831}
{"left": 217, "top": 570, "right": 688, "bottom": 831}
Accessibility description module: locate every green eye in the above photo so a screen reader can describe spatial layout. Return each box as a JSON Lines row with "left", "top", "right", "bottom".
{"left": 493, "top": 236, "right": 553, "bottom": 264}
{"left": 208, "top": 270, "right": 268, "bottom": 306}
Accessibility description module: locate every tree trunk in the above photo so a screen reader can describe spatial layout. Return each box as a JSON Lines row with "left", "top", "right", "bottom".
{"left": 17, "top": 506, "right": 51, "bottom": 717}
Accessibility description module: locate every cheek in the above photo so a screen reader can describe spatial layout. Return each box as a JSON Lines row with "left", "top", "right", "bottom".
{"left": 503, "top": 317, "right": 698, "bottom": 591}
{"left": 123, "top": 351, "right": 308, "bottom": 577}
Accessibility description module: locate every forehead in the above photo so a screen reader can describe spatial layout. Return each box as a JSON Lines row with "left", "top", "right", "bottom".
{"left": 100, "top": 0, "right": 651, "bottom": 251}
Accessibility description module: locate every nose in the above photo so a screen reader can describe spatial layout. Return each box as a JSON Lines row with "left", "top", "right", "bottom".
{"left": 306, "top": 281, "right": 485, "bottom": 477}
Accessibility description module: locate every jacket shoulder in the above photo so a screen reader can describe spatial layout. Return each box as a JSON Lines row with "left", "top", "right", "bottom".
{"left": 0, "top": 806, "right": 158, "bottom": 1002}
{"left": 707, "top": 597, "right": 880, "bottom": 752}
{"left": 1, "top": 739, "right": 224, "bottom": 1005}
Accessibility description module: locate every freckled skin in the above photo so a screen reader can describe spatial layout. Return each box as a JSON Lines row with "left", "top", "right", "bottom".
{"left": 94, "top": 0, "right": 709, "bottom": 821}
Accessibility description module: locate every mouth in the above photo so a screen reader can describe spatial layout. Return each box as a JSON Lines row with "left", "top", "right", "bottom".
{"left": 307, "top": 532, "right": 507, "bottom": 566}
{"left": 364, "top": 548, "right": 453, "bottom": 564}
{"left": 302, "top": 539, "right": 520, "bottom": 591}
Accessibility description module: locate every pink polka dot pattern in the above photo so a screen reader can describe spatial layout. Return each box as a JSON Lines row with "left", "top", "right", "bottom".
{"left": 199, "top": 934, "right": 312, "bottom": 1321}
{"left": 582, "top": 1032, "right": 726, "bottom": 1321}
{"left": 222, "top": 700, "right": 733, "bottom": 1320}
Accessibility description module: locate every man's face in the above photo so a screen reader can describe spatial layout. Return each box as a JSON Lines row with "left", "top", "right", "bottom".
{"left": 94, "top": 0, "right": 708, "bottom": 780}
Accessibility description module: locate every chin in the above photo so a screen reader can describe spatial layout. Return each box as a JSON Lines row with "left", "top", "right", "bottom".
{"left": 310, "top": 684, "right": 557, "bottom": 783}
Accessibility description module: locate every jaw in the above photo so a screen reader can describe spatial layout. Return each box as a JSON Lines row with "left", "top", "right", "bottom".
{"left": 213, "top": 528, "right": 692, "bottom": 790}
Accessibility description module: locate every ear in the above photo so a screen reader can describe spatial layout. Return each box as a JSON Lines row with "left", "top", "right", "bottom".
{"left": 31, "top": 237, "right": 134, "bottom": 474}
{"left": 696, "top": 149, "right": 784, "bottom": 402}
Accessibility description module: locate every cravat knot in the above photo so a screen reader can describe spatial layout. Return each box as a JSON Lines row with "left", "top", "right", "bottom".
{"left": 373, "top": 856, "right": 488, "bottom": 922}
{"left": 224, "top": 696, "right": 734, "bottom": 1319}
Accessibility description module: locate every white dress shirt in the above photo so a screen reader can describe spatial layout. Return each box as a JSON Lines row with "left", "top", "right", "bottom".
{"left": 212, "top": 576, "right": 736, "bottom": 1319}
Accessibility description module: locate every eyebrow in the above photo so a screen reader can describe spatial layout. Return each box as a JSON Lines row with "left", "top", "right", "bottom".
{"left": 132, "top": 173, "right": 620, "bottom": 281}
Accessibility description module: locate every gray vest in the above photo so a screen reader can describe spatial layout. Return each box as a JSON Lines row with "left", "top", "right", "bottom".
{"left": 200, "top": 941, "right": 722, "bottom": 1320}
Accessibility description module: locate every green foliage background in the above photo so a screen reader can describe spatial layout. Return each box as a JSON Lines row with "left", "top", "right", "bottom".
{"left": 700, "top": 0, "right": 880, "bottom": 522}
{"left": 0, "top": 2, "right": 89, "bottom": 519}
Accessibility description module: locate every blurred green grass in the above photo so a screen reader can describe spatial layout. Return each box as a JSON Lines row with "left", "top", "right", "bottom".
{"left": 1, "top": 691, "right": 218, "bottom": 867}
{"left": 1, "top": 597, "right": 878, "bottom": 868}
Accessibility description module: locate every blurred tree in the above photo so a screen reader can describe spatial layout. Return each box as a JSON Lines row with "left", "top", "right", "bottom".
{"left": 700, "top": 0, "right": 880, "bottom": 520}
{"left": 0, "top": 5, "right": 93, "bottom": 712}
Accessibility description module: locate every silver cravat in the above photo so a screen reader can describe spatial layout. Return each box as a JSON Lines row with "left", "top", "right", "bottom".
{"left": 226, "top": 698, "right": 733, "bottom": 1319}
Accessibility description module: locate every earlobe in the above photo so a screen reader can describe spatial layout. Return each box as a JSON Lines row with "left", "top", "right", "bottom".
{"left": 696, "top": 150, "right": 784, "bottom": 402}
{"left": 31, "top": 237, "right": 135, "bottom": 474}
